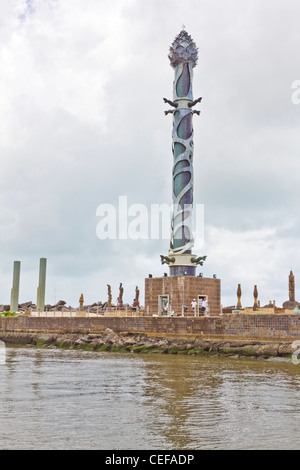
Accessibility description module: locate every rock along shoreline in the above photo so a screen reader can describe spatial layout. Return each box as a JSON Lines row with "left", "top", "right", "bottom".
{"left": 0, "top": 328, "right": 298, "bottom": 362}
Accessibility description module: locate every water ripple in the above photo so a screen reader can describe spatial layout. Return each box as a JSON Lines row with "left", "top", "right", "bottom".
{"left": 1, "top": 347, "right": 300, "bottom": 449}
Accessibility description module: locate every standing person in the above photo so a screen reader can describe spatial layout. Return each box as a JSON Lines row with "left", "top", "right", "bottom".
{"left": 198, "top": 297, "right": 203, "bottom": 315}
{"left": 191, "top": 299, "right": 197, "bottom": 316}
{"left": 202, "top": 298, "right": 207, "bottom": 315}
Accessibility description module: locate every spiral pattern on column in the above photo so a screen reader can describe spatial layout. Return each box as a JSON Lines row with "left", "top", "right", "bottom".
{"left": 169, "top": 32, "right": 198, "bottom": 255}
{"left": 170, "top": 101, "right": 194, "bottom": 254}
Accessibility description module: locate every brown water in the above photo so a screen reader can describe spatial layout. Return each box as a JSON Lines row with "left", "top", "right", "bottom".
{"left": 0, "top": 346, "right": 300, "bottom": 450}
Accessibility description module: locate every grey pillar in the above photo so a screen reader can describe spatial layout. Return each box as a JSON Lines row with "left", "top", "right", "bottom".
{"left": 37, "top": 258, "right": 47, "bottom": 312}
{"left": 10, "top": 261, "right": 21, "bottom": 313}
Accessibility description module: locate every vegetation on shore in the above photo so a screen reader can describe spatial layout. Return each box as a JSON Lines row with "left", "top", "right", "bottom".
{"left": 1, "top": 311, "right": 18, "bottom": 317}
{"left": 1, "top": 329, "right": 293, "bottom": 361}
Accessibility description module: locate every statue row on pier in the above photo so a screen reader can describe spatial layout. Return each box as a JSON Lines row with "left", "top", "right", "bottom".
{"left": 78, "top": 284, "right": 140, "bottom": 311}
{"left": 107, "top": 283, "right": 139, "bottom": 309}
{"left": 234, "top": 271, "right": 300, "bottom": 312}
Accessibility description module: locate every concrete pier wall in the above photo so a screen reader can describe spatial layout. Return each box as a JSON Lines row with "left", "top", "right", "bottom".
{"left": 1, "top": 314, "right": 300, "bottom": 340}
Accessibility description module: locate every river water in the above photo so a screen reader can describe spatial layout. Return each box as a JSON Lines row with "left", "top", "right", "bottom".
{"left": 0, "top": 345, "right": 300, "bottom": 450}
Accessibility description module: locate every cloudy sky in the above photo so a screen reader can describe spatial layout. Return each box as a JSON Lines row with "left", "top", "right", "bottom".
{"left": 0, "top": 0, "right": 299, "bottom": 308}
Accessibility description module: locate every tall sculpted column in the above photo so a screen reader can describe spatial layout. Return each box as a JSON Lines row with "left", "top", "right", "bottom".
{"left": 161, "top": 29, "right": 206, "bottom": 276}
{"left": 289, "top": 270, "right": 295, "bottom": 302}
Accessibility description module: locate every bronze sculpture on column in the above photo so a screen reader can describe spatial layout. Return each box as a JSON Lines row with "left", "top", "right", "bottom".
{"left": 133, "top": 286, "right": 140, "bottom": 309}
{"left": 117, "top": 283, "right": 124, "bottom": 309}
{"left": 236, "top": 284, "right": 242, "bottom": 310}
{"left": 282, "top": 270, "right": 300, "bottom": 309}
{"left": 253, "top": 285, "right": 258, "bottom": 311}
{"left": 79, "top": 293, "right": 84, "bottom": 312}
{"left": 107, "top": 284, "right": 112, "bottom": 310}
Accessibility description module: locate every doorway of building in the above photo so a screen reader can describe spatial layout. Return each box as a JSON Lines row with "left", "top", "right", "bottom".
{"left": 158, "top": 295, "right": 169, "bottom": 315}
{"left": 198, "top": 295, "right": 208, "bottom": 316}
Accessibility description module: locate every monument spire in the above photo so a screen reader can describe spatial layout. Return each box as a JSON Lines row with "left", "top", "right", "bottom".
{"left": 282, "top": 269, "right": 300, "bottom": 310}
{"left": 160, "top": 29, "right": 206, "bottom": 275}
{"left": 289, "top": 270, "right": 295, "bottom": 302}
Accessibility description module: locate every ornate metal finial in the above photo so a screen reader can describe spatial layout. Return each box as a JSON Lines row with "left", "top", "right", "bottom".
{"left": 168, "top": 29, "right": 198, "bottom": 69}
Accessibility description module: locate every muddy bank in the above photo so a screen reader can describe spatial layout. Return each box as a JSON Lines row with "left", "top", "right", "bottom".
{"left": 0, "top": 328, "right": 298, "bottom": 360}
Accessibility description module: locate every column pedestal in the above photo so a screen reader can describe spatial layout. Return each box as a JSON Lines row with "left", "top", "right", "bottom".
{"left": 145, "top": 275, "right": 221, "bottom": 317}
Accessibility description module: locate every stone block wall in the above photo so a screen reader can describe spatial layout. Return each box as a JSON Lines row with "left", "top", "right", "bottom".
{"left": 219, "top": 313, "right": 300, "bottom": 339}
{"left": 1, "top": 313, "right": 300, "bottom": 340}
{"left": 145, "top": 275, "right": 221, "bottom": 316}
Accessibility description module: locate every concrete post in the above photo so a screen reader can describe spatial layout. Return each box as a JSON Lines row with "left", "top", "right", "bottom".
{"left": 37, "top": 258, "right": 47, "bottom": 312}
{"left": 10, "top": 261, "right": 21, "bottom": 313}
{"left": 36, "top": 286, "right": 40, "bottom": 313}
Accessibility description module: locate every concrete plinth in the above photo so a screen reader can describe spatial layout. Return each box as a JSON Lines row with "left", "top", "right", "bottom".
{"left": 10, "top": 261, "right": 21, "bottom": 313}
{"left": 36, "top": 258, "right": 47, "bottom": 313}
{"left": 167, "top": 253, "right": 197, "bottom": 276}
{"left": 76, "top": 311, "right": 87, "bottom": 317}
{"left": 145, "top": 275, "right": 221, "bottom": 317}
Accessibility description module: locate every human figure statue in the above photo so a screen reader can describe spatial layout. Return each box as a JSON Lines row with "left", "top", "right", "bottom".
{"left": 117, "top": 283, "right": 123, "bottom": 308}
{"left": 135, "top": 286, "right": 140, "bottom": 307}
{"left": 79, "top": 293, "right": 84, "bottom": 312}
{"left": 107, "top": 284, "right": 112, "bottom": 309}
